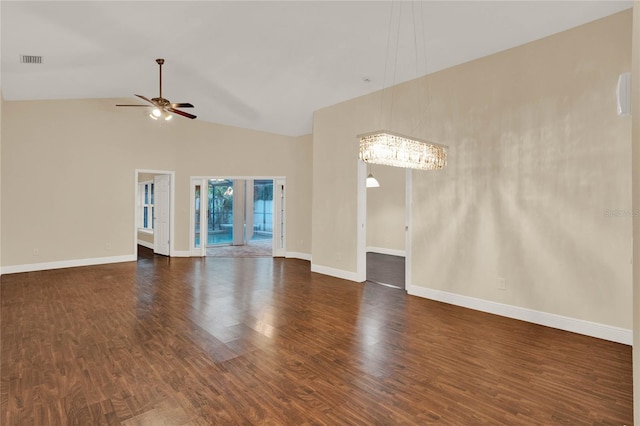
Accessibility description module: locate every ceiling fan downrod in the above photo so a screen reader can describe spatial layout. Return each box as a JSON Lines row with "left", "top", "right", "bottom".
{"left": 156, "top": 58, "right": 164, "bottom": 102}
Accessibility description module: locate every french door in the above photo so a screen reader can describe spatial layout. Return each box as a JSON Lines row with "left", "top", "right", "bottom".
{"left": 190, "top": 177, "right": 286, "bottom": 257}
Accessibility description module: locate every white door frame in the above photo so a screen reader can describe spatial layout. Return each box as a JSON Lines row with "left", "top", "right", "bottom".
{"left": 189, "top": 176, "right": 286, "bottom": 257}
{"left": 134, "top": 169, "right": 176, "bottom": 257}
{"left": 356, "top": 161, "right": 411, "bottom": 286}
{"left": 273, "top": 179, "right": 286, "bottom": 257}
{"left": 357, "top": 160, "right": 367, "bottom": 282}
{"left": 190, "top": 177, "right": 207, "bottom": 257}
{"left": 404, "top": 169, "right": 412, "bottom": 289}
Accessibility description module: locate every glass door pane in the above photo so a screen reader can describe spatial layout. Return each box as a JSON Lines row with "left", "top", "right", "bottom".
{"left": 252, "top": 180, "right": 273, "bottom": 243}
{"left": 208, "top": 179, "right": 234, "bottom": 246}
{"left": 279, "top": 183, "right": 285, "bottom": 250}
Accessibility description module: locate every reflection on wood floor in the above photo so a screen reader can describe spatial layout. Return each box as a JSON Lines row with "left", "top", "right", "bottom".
{"left": 0, "top": 257, "right": 632, "bottom": 424}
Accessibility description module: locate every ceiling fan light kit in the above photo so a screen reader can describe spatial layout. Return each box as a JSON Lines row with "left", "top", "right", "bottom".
{"left": 116, "top": 58, "right": 196, "bottom": 120}
{"left": 150, "top": 108, "right": 172, "bottom": 121}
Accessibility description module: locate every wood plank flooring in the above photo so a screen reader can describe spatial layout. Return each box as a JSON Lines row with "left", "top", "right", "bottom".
{"left": 1, "top": 257, "right": 633, "bottom": 425}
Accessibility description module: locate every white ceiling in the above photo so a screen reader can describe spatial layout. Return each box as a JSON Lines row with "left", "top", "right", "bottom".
{"left": 1, "top": 1, "right": 632, "bottom": 136}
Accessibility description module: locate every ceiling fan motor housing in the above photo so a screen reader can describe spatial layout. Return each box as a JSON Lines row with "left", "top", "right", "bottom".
{"left": 151, "top": 97, "right": 170, "bottom": 107}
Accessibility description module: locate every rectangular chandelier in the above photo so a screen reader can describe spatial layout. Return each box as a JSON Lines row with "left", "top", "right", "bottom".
{"left": 359, "top": 131, "right": 447, "bottom": 171}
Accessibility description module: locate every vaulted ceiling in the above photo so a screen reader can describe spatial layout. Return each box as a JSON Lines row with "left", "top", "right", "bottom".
{"left": 1, "top": 1, "right": 632, "bottom": 136}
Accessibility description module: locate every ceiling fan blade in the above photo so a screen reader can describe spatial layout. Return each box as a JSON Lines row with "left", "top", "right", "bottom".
{"left": 170, "top": 103, "right": 194, "bottom": 108}
{"left": 116, "top": 104, "right": 148, "bottom": 107}
{"left": 167, "top": 107, "right": 197, "bottom": 119}
{"left": 135, "top": 94, "right": 156, "bottom": 105}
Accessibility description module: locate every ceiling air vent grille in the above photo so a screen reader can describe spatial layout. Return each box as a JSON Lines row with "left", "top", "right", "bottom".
{"left": 20, "top": 55, "right": 43, "bottom": 64}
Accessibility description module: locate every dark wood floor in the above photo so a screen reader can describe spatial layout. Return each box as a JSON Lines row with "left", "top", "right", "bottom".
{"left": 0, "top": 257, "right": 632, "bottom": 425}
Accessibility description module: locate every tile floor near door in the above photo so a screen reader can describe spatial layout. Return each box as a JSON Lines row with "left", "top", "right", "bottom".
{"left": 366, "top": 251, "right": 405, "bottom": 289}
{"left": 206, "top": 238, "right": 272, "bottom": 257}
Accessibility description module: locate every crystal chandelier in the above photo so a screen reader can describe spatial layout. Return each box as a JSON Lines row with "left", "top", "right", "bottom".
{"left": 359, "top": 131, "right": 447, "bottom": 171}
{"left": 359, "top": 2, "right": 448, "bottom": 172}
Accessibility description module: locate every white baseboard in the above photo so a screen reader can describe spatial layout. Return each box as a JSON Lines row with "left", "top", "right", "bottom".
{"left": 408, "top": 285, "right": 632, "bottom": 345}
{"left": 1, "top": 254, "right": 137, "bottom": 275}
{"left": 286, "top": 252, "right": 311, "bottom": 261}
{"left": 366, "top": 246, "right": 406, "bottom": 257}
{"left": 311, "top": 263, "right": 360, "bottom": 282}
{"left": 137, "top": 240, "right": 154, "bottom": 249}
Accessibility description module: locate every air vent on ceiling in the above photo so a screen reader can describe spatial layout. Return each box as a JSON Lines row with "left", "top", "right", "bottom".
{"left": 20, "top": 55, "right": 43, "bottom": 64}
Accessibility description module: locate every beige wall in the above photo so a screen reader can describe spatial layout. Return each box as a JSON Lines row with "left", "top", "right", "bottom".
{"left": 411, "top": 10, "right": 632, "bottom": 328}
{"left": 0, "top": 0, "right": 2, "bottom": 275}
{"left": 313, "top": 91, "right": 380, "bottom": 272}
{"left": 366, "top": 165, "right": 405, "bottom": 252}
{"left": 313, "top": 11, "right": 632, "bottom": 330}
{"left": 631, "top": 2, "right": 639, "bottom": 423}
{"left": 170, "top": 123, "right": 312, "bottom": 253}
{"left": 289, "top": 134, "right": 313, "bottom": 255}
{"left": 138, "top": 172, "right": 158, "bottom": 183}
{"left": 0, "top": 90, "right": 3, "bottom": 273}
{"left": 1, "top": 98, "right": 312, "bottom": 267}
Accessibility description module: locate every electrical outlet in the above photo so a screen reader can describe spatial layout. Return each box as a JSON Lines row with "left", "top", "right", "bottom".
{"left": 106, "top": 243, "right": 112, "bottom": 250}
{"left": 32, "top": 248, "right": 39, "bottom": 256}
{"left": 497, "top": 277, "right": 506, "bottom": 290}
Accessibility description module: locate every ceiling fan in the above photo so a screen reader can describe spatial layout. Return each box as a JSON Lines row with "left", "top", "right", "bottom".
{"left": 116, "top": 58, "right": 196, "bottom": 120}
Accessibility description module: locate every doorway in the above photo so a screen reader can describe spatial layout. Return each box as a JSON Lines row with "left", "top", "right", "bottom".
{"left": 135, "top": 169, "right": 175, "bottom": 258}
{"left": 190, "top": 177, "right": 286, "bottom": 257}
{"left": 358, "top": 161, "right": 409, "bottom": 289}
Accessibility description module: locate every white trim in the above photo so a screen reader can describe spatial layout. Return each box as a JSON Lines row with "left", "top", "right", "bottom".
{"left": 138, "top": 228, "right": 154, "bottom": 235}
{"left": 190, "top": 177, "right": 207, "bottom": 257}
{"left": 407, "top": 285, "right": 632, "bottom": 345}
{"left": 311, "top": 263, "right": 361, "bottom": 282}
{"left": 0, "top": 255, "right": 137, "bottom": 275}
{"left": 286, "top": 252, "right": 311, "bottom": 261}
{"left": 191, "top": 175, "right": 286, "bottom": 180}
{"left": 405, "top": 169, "right": 412, "bottom": 294}
{"left": 137, "top": 239, "right": 154, "bottom": 249}
{"left": 366, "top": 246, "right": 406, "bottom": 257}
{"left": 171, "top": 250, "right": 191, "bottom": 258}
{"left": 274, "top": 178, "right": 287, "bottom": 257}
{"left": 356, "top": 160, "right": 367, "bottom": 282}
